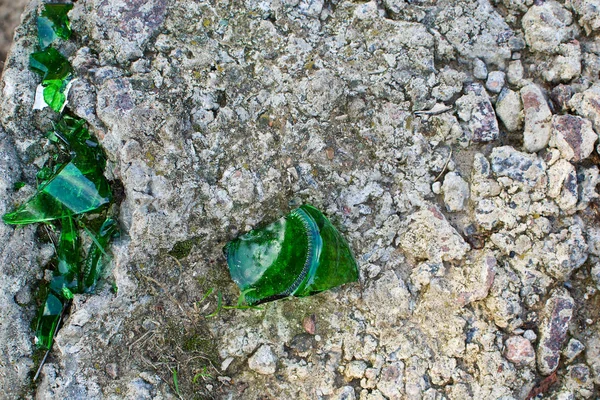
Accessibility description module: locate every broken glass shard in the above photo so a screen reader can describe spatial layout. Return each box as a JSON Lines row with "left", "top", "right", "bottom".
{"left": 30, "top": 47, "right": 72, "bottom": 81}
{"left": 224, "top": 204, "right": 359, "bottom": 305}
{"left": 57, "top": 216, "right": 79, "bottom": 279}
{"left": 2, "top": 161, "right": 111, "bottom": 224}
{"left": 30, "top": 47, "right": 72, "bottom": 112}
{"left": 83, "top": 218, "right": 118, "bottom": 292}
{"left": 35, "top": 293, "right": 63, "bottom": 349}
{"left": 3, "top": 116, "right": 111, "bottom": 225}
{"left": 37, "top": 3, "right": 73, "bottom": 49}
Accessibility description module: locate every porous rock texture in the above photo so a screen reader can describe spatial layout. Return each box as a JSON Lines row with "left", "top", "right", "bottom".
{"left": 1, "top": 0, "right": 600, "bottom": 399}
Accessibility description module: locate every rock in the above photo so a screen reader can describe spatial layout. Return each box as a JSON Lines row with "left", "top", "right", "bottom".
{"left": 376, "top": 362, "right": 404, "bottom": 400}
{"left": 335, "top": 386, "right": 356, "bottom": 400}
{"left": 248, "top": 345, "right": 277, "bottom": 375}
{"left": 495, "top": 88, "right": 523, "bottom": 132}
{"left": 551, "top": 84, "right": 575, "bottom": 112}
{"left": 537, "top": 288, "right": 575, "bottom": 375}
{"left": 344, "top": 360, "right": 367, "bottom": 380}
{"left": 506, "top": 60, "right": 524, "bottom": 86}
{"left": 473, "top": 58, "right": 488, "bottom": 80}
{"left": 567, "top": 0, "right": 600, "bottom": 34}
{"left": 524, "top": 330, "right": 537, "bottom": 342}
{"left": 486, "top": 71, "right": 505, "bottom": 94}
{"left": 400, "top": 205, "right": 470, "bottom": 263}
{"left": 362, "top": 271, "right": 412, "bottom": 325}
{"left": 521, "top": 84, "right": 553, "bottom": 152}
{"left": 432, "top": 67, "right": 466, "bottom": 102}
{"left": 563, "top": 338, "right": 585, "bottom": 363}
{"left": 490, "top": 146, "right": 548, "bottom": 192}
{"left": 522, "top": 0, "right": 577, "bottom": 53}
{"left": 542, "top": 42, "right": 581, "bottom": 83}
{"left": 550, "top": 114, "right": 597, "bottom": 162}
{"left": 441, "top": 172, "right": 469, "bottom": 212}
{"left": 547, "top": 159, "right": 578, "bottom": 212}
{"left": 105, "top": 363, "right": 118, "bottom": 379}
{"left": 504, "top": 336, "right": 535, "bottom": 366}
{"left": 538, "top": 221, "right": 588, "bottom": 280}
{"left": 564, "top": 364, "right": 594, "bottom": 398}
{"left": 569, "top": 84, "right": 600, "bottom": 134}
{"left": 456, "top": 83, "right": 500, "bottom": 143}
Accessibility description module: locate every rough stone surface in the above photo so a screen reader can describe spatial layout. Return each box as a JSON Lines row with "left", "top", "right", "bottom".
{"left": 537, "top": 289, "right": 575, "bottom": 375}
{"left": 1, "top": 0, "right": 600, "bottom": 399}
{"left": 441, "top": 172, "right": 469, "bottom": 212}
{"left": 550, "top": 114, "right": 597, "bottom": 162}
{"left": 521, "top": 84, "right": 553, "bottom": 152}
{"left": 456, "top": 83, "right": 500, "bottom": 143}
{"left": 504, "top": 336, "right": 535, "bottom": 366}
{"left": 248, "top": 344, "right": 277, "bottom": 375}
{"left": 495, "top": 88, "right": 523, "bottom": 132}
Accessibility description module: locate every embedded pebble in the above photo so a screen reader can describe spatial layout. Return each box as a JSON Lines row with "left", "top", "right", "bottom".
{"left": 521, "top": 84, "right": 553, "bottom": 152}
{"left": 564, "top": 338, "right": 586, "bottom": 364}
{"left": 485, "top": 71, "right": 505, "bottom": 94}
{"left": 504, "top": 336, "right": 535, "bottom": 366}
{"left": 550, "top": 114, "right": 597, "bottom": 162}
{"left": 473, "top": 58, "right": 488, "bottom": 80}
{"left": 441, "top": 172, "right": 469, "bottom": 212}
{"left": 456, "top": 83, "right": 500, "bottom": 143}
{"left": 537, "top": 288, "right": 575, "bottom": 375}
{"left": 248, "top": 345, "right": 277, "bottom": 375}
{"left": 344, "top": 360, "right": 367, "bottom": 380}
{"left": 495, "top": 88, "right": 523, "bottom": 132}
{"left": 507, "top": 60, "right": 524, "bottom": 86}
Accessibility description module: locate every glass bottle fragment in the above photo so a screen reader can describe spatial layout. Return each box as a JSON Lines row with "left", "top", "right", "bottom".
{"left": 35, "top": 293, "right": 64, "bottom": 350}
{"left": 224, "top": 204, "right": 359, "bottom": 305}
{"left": 37, "top": 3, "right": 73, "bottom": 49}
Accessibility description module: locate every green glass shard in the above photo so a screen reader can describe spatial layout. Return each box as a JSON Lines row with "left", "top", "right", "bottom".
{"left": 30, "top": 48, "right": 72, "bottom": 112}
{"left": 224, "top": 204, "right": 359, "bottom": 305}
{"left": 57, "top": 217, "right": 79, "bottom": 278}
{"left": 3, "top": 116, "right": 111, "bottom": 225}
{"left": 42, "top": 78, "right": 71, "bottom": 112}
{"left": 82, "top": 218, "right": 118, "bottom": 292}
{"left": 37, "top": 3, "right": 73, "bottom": 49}
{"left": 30, "top": 48, "right": 72, "bottom": 81}
{"left": 2, "top": 161, "right": 111, "bottom": 224}
{"left": 35, "top": 293, "right": 64, "bottom": 349}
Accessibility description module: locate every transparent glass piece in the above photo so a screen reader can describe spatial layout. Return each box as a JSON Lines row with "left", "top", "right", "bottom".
{"left": 37, "top": 3, "right": 73, "bottom": 49}
{"left": 83, "top": 218, "right": 118, "bottom": 292}
{"left": 224, "top": 204, "right": 359, "bottom": 305}
{"left": 35, "top": 293, "right": 63, "bottom": 349}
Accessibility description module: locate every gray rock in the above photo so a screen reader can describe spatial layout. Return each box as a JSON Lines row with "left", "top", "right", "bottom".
{"left": 376, "top": 362, "right": 405, "bottom": 400}
{"left": 490, "top": 146, "right": 548, "bottom": 191}
{"left": 551, "top": 84, "right": 575, "bottom": 112}
{"left": 441, "top": 172, "right": 469, "bottom": 212}
{"left": 550, "top": 114, "right": 597, "bottom": 162}
{"left": 248, "top": 344, "right": 277, "bottom": 375}
{"left": 569, "top": 84, "right": 600, "bottom": 134}
{"left": 473, "top": 58, "right": 488, "bottom": 80}
{"left": 456, "top": 83, "right": 500, "bottom": 142}
{"left": 521, "top": 84, "right": 553, "bottom": 152}
{"left": 537, "top": 288, "right": 574, "bottom": 375}
{"left": 547, "top": 159, "right": 578, "bottom": 212}
{"left": 563, "top": 338, "right": 585, "bottom": 363}
{"left": 522, "top": 0, "right": 577, "bottom": 54}
{"left": 400, "top": 205, "right": 470, "bottom": 263}
{"left": 506, "top": 60, "right": 525, "bottom": 86}
{"left": 344, "top": 360, "right": 367, "bottom": 380}
{"left": 495, "top": 88, "right": 523, "bottom": 132}
{"left": 542, "top": 42, "right": 582, "bottom": 83}
{"left": 567, "top": 0, "right": 600, "bottom": 34}
{"left": 486, "top": 71, "right": 506, "bottom": 94}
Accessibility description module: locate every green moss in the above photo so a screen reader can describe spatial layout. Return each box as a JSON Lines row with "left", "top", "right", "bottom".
{"left": 168, "top": 238, "right": 198, "bottom": 259}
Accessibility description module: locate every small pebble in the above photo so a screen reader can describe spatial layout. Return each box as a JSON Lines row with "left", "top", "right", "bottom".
{"left": 486, "top": 71, "right": 505, "bottom": 93}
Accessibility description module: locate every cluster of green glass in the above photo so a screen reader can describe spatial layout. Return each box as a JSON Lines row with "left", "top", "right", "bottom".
{"left": 3, "top": 3, "right": 116, "bottom": 350}
{"left": 224, "top": 204, "right": 359, "bottom": 305}
{"left": 31, "top": 3, "right": 73, "bottom": 112}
